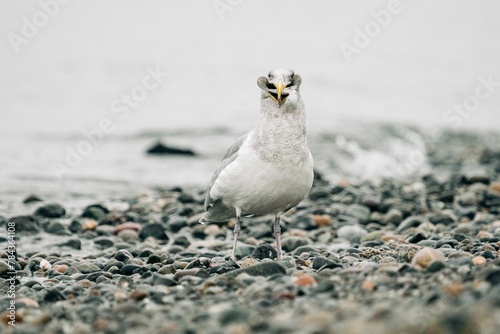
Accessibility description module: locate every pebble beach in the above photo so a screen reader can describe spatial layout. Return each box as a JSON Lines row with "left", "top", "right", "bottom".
{"left": 1, "top": 132, "right": 500, "bottom": 334}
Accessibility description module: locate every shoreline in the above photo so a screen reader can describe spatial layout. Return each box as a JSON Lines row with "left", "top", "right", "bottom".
{"left": 0, "top": 142, "right": 499, "bottom": 333}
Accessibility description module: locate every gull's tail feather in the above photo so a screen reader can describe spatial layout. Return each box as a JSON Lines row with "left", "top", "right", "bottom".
{"left": 200, "top": 200, "right": 236, "bottom": 223}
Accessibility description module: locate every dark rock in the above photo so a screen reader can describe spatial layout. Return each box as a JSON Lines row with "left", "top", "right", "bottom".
{"left": 435, "top": 239, "right": 459, "bottom": 249}
{"left": 147, "top": 254, "right": 162, "bottom": 264}
{"left": 69, "top": 219, "right": 83, "bottom": 233}
{"left": 82, "top": 204, "right": 109, "bottom": 221}
{"left": 115, "top": 250, "right": 134, "bottom": 262}
{"left": 139, "top": 222, "right": 169, "bottom": 241}
{"left": 465, "top": 170, "right": 490, "bottom": 184}
{"left": 167, "top": 216, "right": 187, "bottom": 233}
{"left": 120, "top": 264, "right": 144, "bottom": 275}
{"left": 185, "top": 258, "right": 210, "bottom": 270}
{"left": 408, "top": 232, "right": 427, "bottom": 244}
{"left": 308, "top": 187, "right": 331, "bottom": 200}
{"left": 485, "top": 269, "right": 500, "bottom": 285}
{"left": 361, "top": 196, "right": 380, "bottom": 211}
{"left": 425, "top": 261, "right": 446, "bottom": 273}
{"left": 93, "top": 237, "right": 114, "bottom": 248}
{"left": 56, "top": 239, "right": 81, "bottom": 250}
{"left": 281, "top": 237, "right": 309, "bottom": 252}
{"left": 311, "top": 257, "right": 342, "bottom": 270}
{"left": 177, "top": 193, "right": 195, "bottom": 203}
{"left": 288, "top": 213, "right": 317, "bottom": 231}
{"left": 223, "top": 262, "right": 286, "bottom": 278}
{"left": 219, "top": 307, "right": 250, "bottom": 325}
{"left": 43, "top": 289, "right": 66, "bottom": 303}
{"left": 253, "top": 243, "right": 278, "bottom": 260}
{"left": 146, "top": 142, "right": 196, "bottom": 156}
{"left": 45, "top": 221, "right": 67, "bottom": 235}
{"left": 152, "top": 273, "right": 177, "bottom": 286}
{"left": 397, "top": 217, "right": 425, "bottom": 233}
{"left": 173, "top": 235, "right": 191, "bottom": 248}
{"left": 292, "top": 246, "right": 321, "bottom": 256}
{"left": 23, "top": 194, "right": 43, "bottom": 204}
{"left": 482, "top": 250, "right": 497, "bottom": 259}
{"left": 429, "top": 213, "right": 455, "bottom": 225}
{"left": 34, "top": 203, "right": 66, "bottom": 218}
{"left": 8, "top": 215, "right": 41, "bottom": 234}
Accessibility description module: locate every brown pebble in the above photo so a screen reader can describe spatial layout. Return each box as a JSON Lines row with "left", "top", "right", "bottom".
{"left": 361, "top": 279, "right": 376, "bottom": 292}
{"left": 476, "top": 231, "right": 493, "bottom": 239}
{"left": 490, "top": 182, "right": 500, "bottom": 193}
{"left": 292, "top": 274, "right": 317, "bottom": 287}
{"left": 16, "top": 297, "right": 39, "bottom": 308}
{"left": 1, "top": 310, "right": 23, "bottom": 324}
{"left": 289, "top": 229, "right": 307, "bottom": 237}
{"left": 53, "top": 264, "right": 68, "bottom": 273}
{"left": 240, "top": 258, "right": 259, "bottom": 268}
{"left": 114, "top": 290, "right": 127, "bottom": 301}
{"left": 82, "top": 219, "right": 98, "bottom": 231}
{"left": 442, "top": 283, "right": 465, "bottom": 296}
{"left": 312, "top": 214, "right": 332, "bottom": 227}
{"left": 243, "top": 237, "right": 260, "bottom": 246}
{"left": 129, "top": 290, "right": 148, "bottom": 301}
{"left": 114, "top": 222, "right": 142, "bottom": 234}
{"left": 75, "top": 279, "right": 94, "bottom": 289}
{"left": 226, "top": 324, "right": 250, "bottom": 334}
{"left": 93, "top": 318, "right": 109, "bottom": 330}
{"left": 203, "top": 224, "right": 220, "bottom": 235}
{"left": 411, "top": 247, "right": 446, "bottom": 269}
{"left": 472, "top": 256, "right": 487, "bottom": 266}
{"left": 173, "top": 268, "right": 199, "bottom": 280}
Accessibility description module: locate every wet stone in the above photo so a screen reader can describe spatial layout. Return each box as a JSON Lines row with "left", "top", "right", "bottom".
{"left": 337, "top": 225, "right": 367, "bottom": 244}
{"left": 253, "top": 243, "right": 278, "bottom": 260}
{"left": 345, "top": 204, "right": 371, "bottom": 223}
{"left": 138, "top": 222, "right": 169, "bottom": 241}
{"left": 82, "top": 204, "right": 109, "bottom": 221}
{"left": 281, "top": 237, "right": 310, "bottom": 252}
{"left": 223, "top": 262, "right": 286, "bottom": 278}
{"left": 34, "top": 203, "right": 66, "bottom": 218}
{"left": 8, "top": 215, "right": 41, "bottom": 234}
{"left": 311, "top": 257, "right": 342, "bottom": 270}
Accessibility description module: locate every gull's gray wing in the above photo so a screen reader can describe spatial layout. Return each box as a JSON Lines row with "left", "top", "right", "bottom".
{"left": 204, "top": 132, "right": 249, "bottom": 211}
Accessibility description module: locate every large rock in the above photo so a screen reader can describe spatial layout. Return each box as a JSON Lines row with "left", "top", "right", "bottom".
{"left": 146, "top": 142, "right": 196, "bottom": 156}
{"left": 34, "top": 203, "right": 66, "bottom": 218}
{"left": 138, "top": 222, "right": 169, "bottom": 241}
{"left": 8, "top": 215, "right": 41, "bottom": 234}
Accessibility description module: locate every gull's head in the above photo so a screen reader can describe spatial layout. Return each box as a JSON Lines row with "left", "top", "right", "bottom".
{"left": 257, "top": 68, "right": 302, "bottom": 108}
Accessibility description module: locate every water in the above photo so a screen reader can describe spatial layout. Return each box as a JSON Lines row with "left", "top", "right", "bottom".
{"left": 1, "top": 1, "right": 499, "bottom": 209}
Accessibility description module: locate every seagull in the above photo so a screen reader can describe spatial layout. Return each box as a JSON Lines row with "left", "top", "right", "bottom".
{"left": 200, "top": 68, "right": 314, "bottom": 261}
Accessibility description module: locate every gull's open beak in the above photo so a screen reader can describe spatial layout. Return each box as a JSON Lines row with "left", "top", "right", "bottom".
{"left": 274, "top": 80, "right": 286, "bottom": 107}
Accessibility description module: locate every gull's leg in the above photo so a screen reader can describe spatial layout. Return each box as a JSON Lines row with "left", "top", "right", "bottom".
{"left": 274, "top": 215, "right": 283, "bottom": 261}
{"left": 231, "top": 208, "right": 242, "bottom": 262}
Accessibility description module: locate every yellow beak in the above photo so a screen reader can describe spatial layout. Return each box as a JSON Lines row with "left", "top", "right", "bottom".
{"left": 274, "top": 80, "right": 286, "bottom": 107}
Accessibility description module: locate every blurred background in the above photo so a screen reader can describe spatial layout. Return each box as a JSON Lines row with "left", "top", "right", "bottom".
{"left": 1, "top": 0, "right": 499, "bottom": 204}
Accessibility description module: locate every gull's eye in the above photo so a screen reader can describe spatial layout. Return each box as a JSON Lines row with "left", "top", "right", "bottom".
{"left": 268, "top": 73, "right": 272, "bottom": 79}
